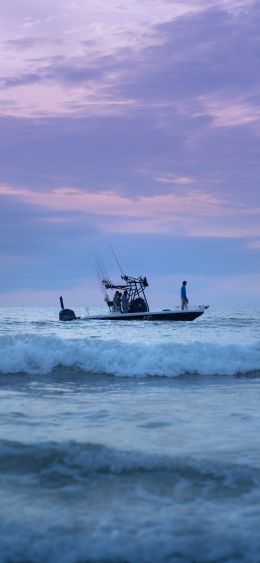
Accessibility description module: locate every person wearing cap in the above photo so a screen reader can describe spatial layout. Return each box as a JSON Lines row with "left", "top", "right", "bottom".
{"left": 181, "top": 281, "right": 189, "bottom": 310}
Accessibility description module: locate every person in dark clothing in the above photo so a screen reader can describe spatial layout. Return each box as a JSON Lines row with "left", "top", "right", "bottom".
{"left": 121, "top": 290, "right": 129, "bottom": 313}
{"left": 181, "top": 281, "right": 188, "bottom": 310}
{"left": 113, "top": 291, "right": 121, "bottom": 312}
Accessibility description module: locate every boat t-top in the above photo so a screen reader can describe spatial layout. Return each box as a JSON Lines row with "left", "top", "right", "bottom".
{"left": 59, "top": 269, "right": 208, "bottom": 321}
{"left": 89, "top": 272, "right": 207, "bottom": 321}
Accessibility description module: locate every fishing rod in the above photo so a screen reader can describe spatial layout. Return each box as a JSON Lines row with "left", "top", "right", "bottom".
{"left": 93, "top": 252, "right": 112, "bottom": 302}
{"left": 109, "top": 244, "right": 125, "bottom": 277}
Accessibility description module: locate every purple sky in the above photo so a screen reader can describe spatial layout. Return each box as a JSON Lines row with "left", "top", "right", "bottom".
{"left": 0, "top": 0, "right": 260, "bottom": 307}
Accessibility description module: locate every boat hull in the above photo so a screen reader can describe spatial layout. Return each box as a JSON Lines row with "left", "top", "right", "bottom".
{"left": 88, "top": 309, "right": 206, "bottom": 321}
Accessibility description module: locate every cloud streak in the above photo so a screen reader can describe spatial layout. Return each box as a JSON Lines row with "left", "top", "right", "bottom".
{"left": 1, "top": 183, "right": 259, "bottom": 237}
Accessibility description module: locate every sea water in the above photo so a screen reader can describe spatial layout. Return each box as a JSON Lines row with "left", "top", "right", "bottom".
{"left": 0, "top": 306, "right": 260, "bottom": 563}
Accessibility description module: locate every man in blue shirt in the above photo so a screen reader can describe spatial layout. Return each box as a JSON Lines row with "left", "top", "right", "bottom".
{"left": 181, "top": 281, "right": 188, "bottom": 310}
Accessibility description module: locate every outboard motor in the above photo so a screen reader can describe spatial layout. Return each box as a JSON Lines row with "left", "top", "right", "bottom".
{"left": 59, "top": 296, "right": 78, "bottom": 321}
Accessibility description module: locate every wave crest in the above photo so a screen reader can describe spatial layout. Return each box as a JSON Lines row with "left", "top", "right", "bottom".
{"left": 0, "top": 334, "right": 259, "bottom": 377}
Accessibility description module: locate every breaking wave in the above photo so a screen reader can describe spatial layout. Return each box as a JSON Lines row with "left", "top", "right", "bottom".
{"left": 0, "top": 333, "right": 259, "bottom": 377}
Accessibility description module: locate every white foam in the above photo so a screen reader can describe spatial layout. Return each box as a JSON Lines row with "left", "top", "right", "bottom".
{"left": 0, "top": 333, "right": 260, "bottom": 377}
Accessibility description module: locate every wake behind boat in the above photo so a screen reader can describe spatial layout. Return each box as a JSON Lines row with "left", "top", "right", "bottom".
{"left": 59, "top": 272, "right": 208, "bottom": 322}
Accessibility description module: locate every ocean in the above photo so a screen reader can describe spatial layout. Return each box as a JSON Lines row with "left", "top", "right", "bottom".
{"left": 0, "top": 306, "right": 260, "bottom": 563}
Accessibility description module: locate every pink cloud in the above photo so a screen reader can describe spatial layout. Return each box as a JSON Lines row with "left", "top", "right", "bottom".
{"left": 0, "top": 0, "right": 255, "bottom": 118}
{"left": 197, "top": 95, "right": 260, "bottom": 128}
{"left": 1, "top": 183, "right": 260, "bottom": 237}
{"left": 155, "top": 175, "right": 196, "bottom": 185}
{"left": 0, "top": 183, "right": 228, "bottom": 216}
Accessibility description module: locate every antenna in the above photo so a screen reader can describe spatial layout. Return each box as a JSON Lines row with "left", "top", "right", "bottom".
{"left": 109, "top": 244, "right": 125, "bottom": 276}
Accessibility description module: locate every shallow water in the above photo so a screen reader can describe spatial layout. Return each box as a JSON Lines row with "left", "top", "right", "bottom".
{"left": 0, "top": 306, "right": 260, "bottom": 562}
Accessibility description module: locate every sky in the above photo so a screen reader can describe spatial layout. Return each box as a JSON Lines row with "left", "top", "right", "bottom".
{"left": 0, "top": 0, "right": 260, "bottom": 308}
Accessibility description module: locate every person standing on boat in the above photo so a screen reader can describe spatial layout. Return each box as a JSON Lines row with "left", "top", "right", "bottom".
{"left": 113, "top": 291, "right": 121, "bottom": 312}
{"left": 121, "top": 290, "right": 129, "bottom": 313}
{"left": 181, "top": 281, "right": 189, "bottom": 310}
